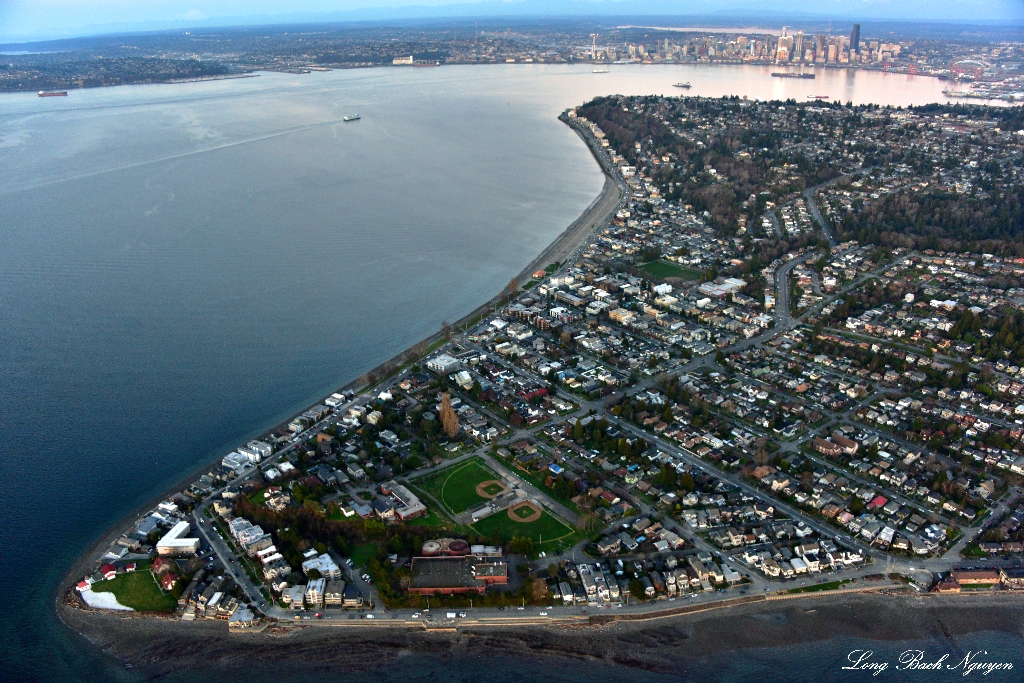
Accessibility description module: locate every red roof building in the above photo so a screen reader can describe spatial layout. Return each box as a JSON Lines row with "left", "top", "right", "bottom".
{"left": 161, "top": 573, "right": 179, "bottom": 592}
{"left": 867, "top": 495, "right": 888, "bottom": 510}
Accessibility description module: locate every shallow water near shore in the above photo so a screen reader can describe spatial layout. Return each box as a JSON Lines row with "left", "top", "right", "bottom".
{"left": 0, "top": 64, "right": 968, "bottom": 682}
{"left": 86, "top": 630, "right": 1024, "bottom": 683}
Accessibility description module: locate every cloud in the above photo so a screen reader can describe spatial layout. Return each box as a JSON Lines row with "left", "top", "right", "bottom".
{"left": 176, "top": 9, "right": 208, "bottom": 20}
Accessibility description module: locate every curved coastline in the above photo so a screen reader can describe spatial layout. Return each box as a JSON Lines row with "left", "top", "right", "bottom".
{"left": 53, "top": 102, "right": 1024, "bottom": 679}
{"left": 58, "top": 591, "right": 1024, "bottom": 677}
{"left": 56, "top": 111, "right": 622, "bottom": 621}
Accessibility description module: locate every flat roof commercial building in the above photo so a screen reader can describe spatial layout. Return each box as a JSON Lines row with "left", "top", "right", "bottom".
{"left": 156, "top": 521, "right": 200, "bottom": 556}
{"left": 408, "top": 556, "right": 508, "bottom": 595}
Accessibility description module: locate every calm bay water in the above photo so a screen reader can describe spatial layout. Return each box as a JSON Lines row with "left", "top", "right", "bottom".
{"left": 0, "top": 64, "right": 992, "bottom": 682}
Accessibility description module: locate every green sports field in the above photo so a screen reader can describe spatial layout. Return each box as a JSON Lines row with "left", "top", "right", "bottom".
{"left": 640, "top": 261, "right": 702, "bottom": 280}
{"left": 470, "top": 507, "right": 579, "bottom": 551}
{"left": 418, "top": 458, "right": 503, "bottom": 515}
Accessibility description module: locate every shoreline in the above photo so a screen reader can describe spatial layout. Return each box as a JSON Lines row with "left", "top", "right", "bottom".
{"left": 0, "top": 60, "right": 955, "bottom": 98}
{"left": 55, "top": 110, "right": 621, "bottom": 618}
{"left": 57, "top": 591, "right": 1024, "bottom": 676}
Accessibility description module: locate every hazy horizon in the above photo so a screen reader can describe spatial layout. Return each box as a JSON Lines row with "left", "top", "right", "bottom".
{"left": 1, "top": 0, "right": 1022, "bottom": 44}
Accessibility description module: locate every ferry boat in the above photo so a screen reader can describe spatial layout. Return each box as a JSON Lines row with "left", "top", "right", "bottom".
{"left": 343, "top": 114, "right": 361, "bottom": 121}
{"left": 673, "top": 82, "right": 691, "bottom": 89}
{"left": 592, "top": 68, "right": 609, "bottom": 73}
{"left": 38, "top": 90, "right": 68, "bottom": 97}
{"left": 772, "top": 72, "right": 816, "bottom": 79}
{"left": 808, "top": 95, "right": 830, "bottom": 100}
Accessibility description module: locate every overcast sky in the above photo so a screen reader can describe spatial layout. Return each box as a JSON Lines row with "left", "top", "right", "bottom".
{"left": 2, "top": 0, "right": 1022, "bottom": 43}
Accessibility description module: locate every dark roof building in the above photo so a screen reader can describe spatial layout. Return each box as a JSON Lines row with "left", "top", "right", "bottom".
{"left": 409, "top": 556, "right": 508, "bottom": 595}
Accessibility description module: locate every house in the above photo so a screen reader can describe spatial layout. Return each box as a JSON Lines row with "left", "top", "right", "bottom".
{"left": 301, "top": 553, "right": 342, "bottom": 580}
{"left": 1000, "top": 568, "right": 1024, "bottom": 590}
{"left": 285, "top": 584, "right": 306, "bottom": 609}
{"left": 952, "top": 569, "right": 1000, "bottom": 586}
{"left": 830, "top": 433, "right": 859, "bottom": 455}
{"left": 305, "top": 578, "right": 326, "bottom": 608}
{"left": 161, "top": 573, "right": 179, "bottom": 591}
{"left": 813, "top": 438, "right": 842, "bottom": 457}
{"left": 596, "top": 536, "right": 621, "bottom": 555}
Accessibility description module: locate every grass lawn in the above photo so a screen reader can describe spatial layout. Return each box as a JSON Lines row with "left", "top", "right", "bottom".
{"left": 502, "top": 461, "right": 580, "bottom": 513}
{"left": 787, "top": 579, "right": 852, "bottom": 594}
{"left": 91, "top": 571, "right": 177, "bottom": 612}
{"left": 481, "top": 482, "right": 506, "bottom": 496}
{"left": 326, "top": 506, "right": 350, "bottom": 521}
{"left": 350, "top": 542, "right": 380, "bottom": 568}
{"left": 406, "top": 509, "right": 451, "bottom": 528}
{"left": 511, "top": 504, "right": 537, "bottom": 519}
{"left": 471, "top": 509, "right": 580, "bottom": 552}
{"left": 418, "top": 458, "right": 501, "bottom": 515}
{"left": 640, "top": 261, "right": 702, "bottom": 280}
{"left": 247, "top": 488, "right": 268, "bottom": 506}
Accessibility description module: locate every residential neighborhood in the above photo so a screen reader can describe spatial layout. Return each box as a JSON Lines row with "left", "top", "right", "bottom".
{"left": 70, "top": 94, "right": 1024, "bottom": 630}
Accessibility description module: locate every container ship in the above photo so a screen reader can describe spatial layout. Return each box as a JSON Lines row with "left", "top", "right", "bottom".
{"left": 771, "top": 72, "right": 815, "bottom": 79}
{"left": 38, "top": 90, "right": 68, "bottom": 97}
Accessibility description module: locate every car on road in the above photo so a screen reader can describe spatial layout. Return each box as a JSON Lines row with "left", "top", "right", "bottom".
{"left": 366, "top": 614, "right": 375, "bottom": 619}
{"left": 539, "top": 612, "right": 548, "bottom": 616}
{"left": 411, "top": 612, "right": 421, "bottom": 618}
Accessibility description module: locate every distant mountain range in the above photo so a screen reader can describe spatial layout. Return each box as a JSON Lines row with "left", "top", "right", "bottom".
{"left": 2, "top": 0, "right": 1021, "bottom": 44}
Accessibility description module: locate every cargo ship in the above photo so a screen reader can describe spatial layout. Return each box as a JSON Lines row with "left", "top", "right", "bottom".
{"left": 673, "top": 82, "right": 691, "bottom": 89}
{"left": 771, "top": 72, "right": 815, "bottom": 79}
{"left": 343, "top": 114, "right": 361, "bottom": 121}
{"left": 38, "top": 90, "right": 68, "bottom": 97}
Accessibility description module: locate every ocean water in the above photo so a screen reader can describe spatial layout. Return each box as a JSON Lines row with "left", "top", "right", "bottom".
{"left": 0, "top": 64, "right": 972, "bottom": 682}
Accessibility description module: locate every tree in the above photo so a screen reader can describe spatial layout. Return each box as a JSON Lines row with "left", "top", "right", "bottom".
{"left": 439, "top": 393, "right": 460, "bottom": 438}
{"left": 629, "top": 578, "right": 646, "bottom": 601}
{"left": 441, "top": 320, "right": 453, "bottom": 341}
{"left": 409, "top": 340, "right": 428, "bottom": 361}
{"left": 507, "top": 278, "right": 520, "bottom": 300}
{"left": 509, "top": 536, "right": 535, "bottom": 556}
{"left": 531, "top": 577, "right": 548, "bottom": 601}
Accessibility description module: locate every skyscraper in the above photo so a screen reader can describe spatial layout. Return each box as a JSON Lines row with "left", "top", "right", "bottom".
{"left": 850, "top": 24, "right": 861, "bottom": 54}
